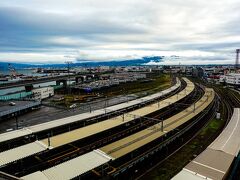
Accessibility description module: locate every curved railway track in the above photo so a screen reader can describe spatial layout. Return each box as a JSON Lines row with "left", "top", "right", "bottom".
{"left": 213, "top": 86, "right": 240, "bottom": 125}
{"left": 18, "top": 83, "right": 211, "bottom": 180}
{"left": 103, "top": 84, "right": 239, "bottom": 180}
{"left": 134, "top": 95, "right": 218, "bottom": 180}
{"left": 1, "top": 80, "right": 202, "bottom": 177}
{"left": 0, "top": 79, "right": 183, "bottom": 152}
{"left": 133, "top": 83, "right": 240, "bottom": 180}
{"left": 108, "top": 88, "right": 217, "bottom": 180}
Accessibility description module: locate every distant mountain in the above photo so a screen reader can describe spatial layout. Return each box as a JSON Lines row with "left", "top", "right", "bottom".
{"left": 0, "top": 62, "right": 33, "bottom": 71}
{"left": 0, "top": 56, "right": 164, "bottom": 69}
{"left": 75, "top": 56, "right": 164, "bottom": 67}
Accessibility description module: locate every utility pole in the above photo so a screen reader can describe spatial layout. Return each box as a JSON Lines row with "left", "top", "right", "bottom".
{"left": 15, "top": 114, "right": 19, "bottom": 130}
{"left": 65, "top": 61, "right": 72, "bottom": 94}
{"left": 47, "top": 133, "right": 51, "bottom": 147}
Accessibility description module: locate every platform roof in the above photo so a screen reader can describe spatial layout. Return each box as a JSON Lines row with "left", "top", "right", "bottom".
{"left": 0, "top": 128, "right": 32, "bottom": 143}
{"left": 28, "top": 79, "right": 181, "bottom": 133}
{"left": 0, "top": 141, "right": 48, "bottom": 167}
{"left": 172, "top": 108, "right": 240, "bottom": 180}
{"left": 185, "top": 148, "right": 234, "bottom": 180}
{"left": 172, "top": 169, "right": 208, "bottom": 180}
{"left": 22, "top": 171, "right": 49, "bottom": 180}
{"left": 0, "top": 78, "right": 181, "bottom": 144}
{"left": 0, "top": 79, "right": 185, "bottom": 168}
{"left": 40, "top": 79, "right": 193, "bottom": 148}
{"left": 22, "top": 150, "right": 113, "bottom": 180}
{"left": 100, "top": 88, "right": 213, "bottom": 159}
{"left": 27, "top": 109, "right": 104, "bottom": 133}
{"left": 209, "top": 108, "right": 240, "bottom": 156}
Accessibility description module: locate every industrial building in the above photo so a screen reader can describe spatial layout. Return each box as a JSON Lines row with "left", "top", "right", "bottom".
{"left": 219, "top": 73, "right": 240, "bottom": 86}
{"left": 32, "top": 87, "right": 54, "bottom": 100}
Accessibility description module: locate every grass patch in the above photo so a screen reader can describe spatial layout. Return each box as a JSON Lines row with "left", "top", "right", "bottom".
{"left": 140, "top": 118, "right": 225, "bottom": 180}
{"left": 53, "top": 74, "right": 171, "bottom": 108}
{"left": 105, "top": 74, "right": 171, "bottom": 96}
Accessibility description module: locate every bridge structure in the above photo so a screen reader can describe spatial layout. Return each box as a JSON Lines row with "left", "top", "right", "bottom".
{"left": 0, "top": 74, "right": 99, "bottom": 90}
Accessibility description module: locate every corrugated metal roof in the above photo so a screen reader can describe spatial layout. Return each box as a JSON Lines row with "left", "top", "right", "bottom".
{"left": 0, "top": 128, "right": 32, "bottom": 143}
{"left": 172, "top": 108, "right": 240, "bottom": 180}
{"left": 39, "top": 79, "right": 191, "bottom": 149}
{"left": 0, "top": 79, "right": 181, "bottom": 144}
{"left": 27, "top": 110, "right": 104, "bottom": 133}
{"left": 22, "top": 150, "right": 113, "bottom": 180}
{"left": 29, "top": 79, "right": 181, "bottom": 133}
{"left": 0, "top": 141, "right": 48, "bottom": 167}
{"left": 209, "top": 108, "right": 240, "bottom": 156}
{"left": 172, "top": 169, "right": 209, "bottom": 180}
{"left": 22, "top": 171, "right": 49, "bottom": 180}
{"left": 185, "top": 148, "right": 234, "bottom": 180}
{"left": 0, "top": 79, "right": 183, "bottom": 168}
{"left": 101, "top": 87, "right": 212, "bottom": 159}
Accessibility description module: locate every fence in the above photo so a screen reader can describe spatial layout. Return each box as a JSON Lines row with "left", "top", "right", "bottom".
{"left": 0, "top": 92, "right": 33, "bottom": 101}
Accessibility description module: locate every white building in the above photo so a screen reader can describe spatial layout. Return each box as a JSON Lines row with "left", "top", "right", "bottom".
{"left": 219, "top": 73, "right": 240, "bottom": 85}
{"left": 32, "top": 87, "right": 54, "bottom": 100}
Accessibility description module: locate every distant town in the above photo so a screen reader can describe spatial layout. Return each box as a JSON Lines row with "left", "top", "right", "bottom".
{"left": 0, "top": 60, "right": 239, "bottom": 179}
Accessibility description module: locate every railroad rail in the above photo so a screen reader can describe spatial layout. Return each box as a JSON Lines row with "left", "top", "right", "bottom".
{"left": 0, "top": 78, "right": 189, "bottom": 169}
{"left": 100, "top": 88, "right": 214, "bottom": 159}
{"left": 2, "top": 80, "right": 199, "bottom": 177}
{"left": 21, "top": 85, "right": 214, "bottom": 180}
{"left": 0, "top": 78, "right": 181, "bottom": 147}
{"left": 135, "top": 84, "right": 240, "bottom": 180}
{"left": 172, "top": 108, "right": 240, "bottom": 180}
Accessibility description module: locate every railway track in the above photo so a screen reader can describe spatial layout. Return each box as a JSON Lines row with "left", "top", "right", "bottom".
{"left": 107, "top": 89, "right": 217, "bottom": 180}
{"left": 0, "top": 79, "right": 191, "bottom": 176}
{"left": 151, "top": 82, "right": 204, "bottom": 120}
{"left": 18, "top": 82, "right": 211, "bottom": 180}
{"left": 213, "top": 86, "right": 240, "bottom": 125}
{"left": 0, "top": 79, "right": 183, "bottom": 152}
{"left": 106, "top": 84, "right": 240, "bottom": 180}
{"left": 132, "top": 83, "right": 240, "bottom": 180}
{"left": 1, "top": 80, "right": 202, "bottom": 177}
{"left": 134, "top": 95, "right": 218, "bottom": 180}
{"left": 0, "top": 78, "right": 214, "bottom": 179}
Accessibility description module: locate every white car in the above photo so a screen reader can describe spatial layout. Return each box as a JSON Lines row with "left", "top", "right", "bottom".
{"left": 70, "top": 103, "right": 77, "bottom": 108}
{"left": 9, "top": 102, "right": 16, "bottom": 106}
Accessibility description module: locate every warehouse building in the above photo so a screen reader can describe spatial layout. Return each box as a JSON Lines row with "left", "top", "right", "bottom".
{"left": 32, "top": 87, "right": 54, "bottom": 100}
{"left": 219, "top": 73, "right": 240, "bottom": 86}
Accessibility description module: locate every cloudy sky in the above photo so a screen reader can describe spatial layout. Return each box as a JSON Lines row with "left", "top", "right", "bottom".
{"left": 0, "top": 0, "right": 239, "bottom": 64}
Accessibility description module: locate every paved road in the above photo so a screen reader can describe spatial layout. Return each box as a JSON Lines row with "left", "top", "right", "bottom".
{"left": 0, "top": 94, "right": 138, "bottom": 133}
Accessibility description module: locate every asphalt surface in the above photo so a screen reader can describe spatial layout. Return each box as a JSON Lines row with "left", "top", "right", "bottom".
{"left": 0, "top": 101, "right": 34, "bottom": 113}
{"left": 0, "top": 94, "right": 138, "bottom": 133}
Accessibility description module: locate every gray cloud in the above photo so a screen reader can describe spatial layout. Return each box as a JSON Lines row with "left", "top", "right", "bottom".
{"left": 0, "top": 0, "right": 239, "bottom": 64}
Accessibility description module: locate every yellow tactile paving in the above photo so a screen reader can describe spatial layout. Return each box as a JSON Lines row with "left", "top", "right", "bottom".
{"left": 100, "top": 88, "right": 214, "bottom": 159}
{"left": 41, "top": 78, "right": 194, "bottom": 148}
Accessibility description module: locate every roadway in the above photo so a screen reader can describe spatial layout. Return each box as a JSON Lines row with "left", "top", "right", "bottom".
{"left": 0, "top": 94, "right": 137, "bottom": 133}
